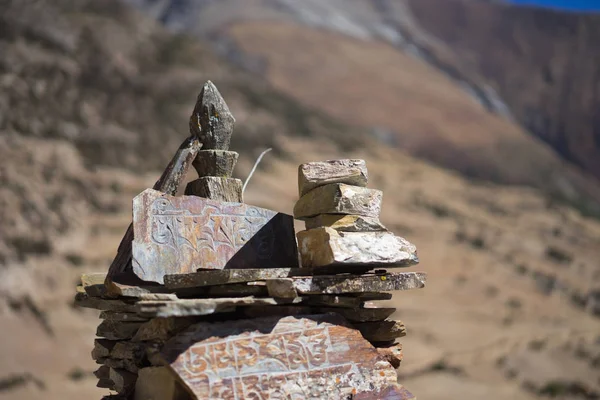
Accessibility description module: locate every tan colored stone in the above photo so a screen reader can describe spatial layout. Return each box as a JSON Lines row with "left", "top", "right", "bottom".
{"left": 266, "top": 278, "right": 298, "bottom": 298}
{"left": 297, "top": 227, "right": 418, "bottom": 268}
{"left": 134, "top": 367, "right": 180, "bottom": 400}
{"left": 294, "top": 183, "right": 382, "bottom": 220}
{"left": 298, "top": 159, "right": 367, "bottom": 196}
{"left": 109, "top": 368, "right": 137, "bottom": 394}
{"left": 304, "top": 214, "right": 387, "bottom": 231}
{"left": 184, "top": 176, "right": 243, "bottom": 202}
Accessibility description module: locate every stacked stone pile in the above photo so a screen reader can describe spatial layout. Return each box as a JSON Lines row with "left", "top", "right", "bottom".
{"left": 75, "top": 81, "right": 426, "bottom": 400}
{"left": 294, "top": 159, "right": 419, "bottom": 269}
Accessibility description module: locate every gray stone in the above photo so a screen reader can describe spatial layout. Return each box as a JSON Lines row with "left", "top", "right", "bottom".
{"left": 300, "top": 295, "right": 363, "bottom": 308}
{"left": 188, "top": 80, "right": 235, "bottom": 150}
{"left": 184, "top": 177, "right": 243, "bottom": 202}
{"left": 164, "top": 268, "right": 304, "bottom": 289}
{"left": 99, "top": 312, "right": 149, "bottom": 323}
{"left": 297, "top": 227, "right": 419, "bottom": 268}
{"left": 109, "top": 368, "right": 137, "bottom": 394}
{"left": 135, "top": 297, "right": 302, "bottom": 318}
{"left": 266, "top": 278, "right": 298, "bottom": 299}
{"left": 98, "top": 358, "right": 140, "bottom": 373}
{"left": 354, "top": 320, "right": 407, "bottom": 343}
{"left": 132, "top": 189, "right": 298, "bottom": 283}
{"left": 96, "top": 320, "right": 144, "bottom": 340}
{"left": 132, "top": 318, "right": 200, "bottom": 343}
{"left": 294, "top": 183, "right": 382, "bottom": 220}
{"left": 111, "top": 342, "right": 146, "bottom": 360}
{"left": 92, "top": 339, "right": 116, "bottom": 360}
{"left": 304, "top": 214, "right": 387, "bottom": 232}
{"left": 94, "top": 365, "right": 110, "bottom": 380}
{"left": 74, "top": 293, "right": 137, "bottom": 313}
{"left": 192, "top": 150, "right": 239, "bottom": 177}
{"left": 97, "top": 378, "right": 114, "bottom": 389}
{"left": 270, "top": 271, "right": 426, "bottom": 295}
{"left": 298, "top": 159, "right": 368, "bottom": 196}
{"left": 241, "top": 306, "right": 395, "bottom": 322}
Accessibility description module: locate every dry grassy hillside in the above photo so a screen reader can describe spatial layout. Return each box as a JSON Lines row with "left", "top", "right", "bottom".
{"left": 407, "top": 0, "right": 600, "bottom": 181}
{"left": 1, "top": 1, "right": 599, "bottom": 400}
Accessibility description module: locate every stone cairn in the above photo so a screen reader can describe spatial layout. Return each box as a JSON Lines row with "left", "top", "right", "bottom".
{"left": 75, "top": 81, "right": 427, "bottom": 400}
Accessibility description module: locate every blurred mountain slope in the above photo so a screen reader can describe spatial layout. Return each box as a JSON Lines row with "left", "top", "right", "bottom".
{"left": 1, "top": 1, "right": 600, "bottom": 400}
{"left": 127, "top": 0, "right": 600, "bottom": 217}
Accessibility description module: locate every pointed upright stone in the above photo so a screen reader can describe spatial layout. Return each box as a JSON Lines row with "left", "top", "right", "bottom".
{"left": 189, "top": 81, "right": 235, "bottom": 150}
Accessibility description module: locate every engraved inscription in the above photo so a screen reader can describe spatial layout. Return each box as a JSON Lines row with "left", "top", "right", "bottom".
{"left": 132, "top": 189, "right": 298, "bottom": 283}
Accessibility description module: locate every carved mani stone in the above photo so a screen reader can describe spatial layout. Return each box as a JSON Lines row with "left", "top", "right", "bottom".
{"left": 298, "top": 159, "right": 368, "bottom": 196}
{"left": 132, "top": 189, "right": 298, "bottom": 283}
{"left": 192, "top": 150, "right": 239, "bottom": 177}
{"left": 184, "top": 177, "right": 243, "bottom": 202}
{"left": 160, "top": 314, "right": 402, "bottom": 399}
{"left": 293, "top": 183, "right": 382, "bottom": 220}
{"left": 297, "top": 227, "right": 419, "bottom": 268}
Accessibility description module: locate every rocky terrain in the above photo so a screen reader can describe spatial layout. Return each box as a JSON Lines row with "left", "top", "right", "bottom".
{"left": 1, "top": 1, "right": 599, "bottom": 399}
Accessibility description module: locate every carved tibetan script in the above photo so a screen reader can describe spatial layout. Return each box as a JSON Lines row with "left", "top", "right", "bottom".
{"left": 160, "top": 314, "right": 404, "bottom": 400}
{"left": 132, "top": 189, "right": 298, "bottom": 283}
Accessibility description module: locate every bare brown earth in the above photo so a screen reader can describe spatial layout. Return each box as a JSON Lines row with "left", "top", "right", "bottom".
{"left": 1, "top": 1, "right": 600, "bottom": 400}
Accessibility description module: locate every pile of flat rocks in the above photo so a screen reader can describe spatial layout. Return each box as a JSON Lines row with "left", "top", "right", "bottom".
{"left": 75, "top": 81, "right": 426, "bottom": 400}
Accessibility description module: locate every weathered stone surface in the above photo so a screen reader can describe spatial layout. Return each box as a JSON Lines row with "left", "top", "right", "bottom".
{"left": 192, "top": 150, "right": 239, "bottom": 177}
{"left": 297, "top": 227, "right": 419, "bottom": 268}
{"left": 354, "top": 384, "right": 416, "bottom": 400}
{"left": 107, "top": 281, "right": 171, "bottom": 298}
{"left": 97, "top": 378, "right": 114, "bottom": 389}
{"left": 164, "top": 268, "right": 304, "bottom": 289}
{"left": 94, "top": 365, "right": 110, "bottom": 380}
{"left": 92, "top": 339, "right": 116, "bottom": 360}
{"left": 298, "top": 159, "right": 368, "bottom": 196}
{"left": 270, "top": 272, "right": 426, "bottom": 295}
{"left": 132, "top": 318, "right": 200, "bottom": 343}
{"left": 377, "top": 343, "right": 403, "bottom": 369}
{"left": 304, "top": 214, "right": 387, "bottom": 232}
{"left": 136, "top": 297, "right": 302, "bottom": 318}
{"left": 355, "top": 320, "right": 407, "bottom": 343}
{"left": 111, "top": 342, "right": 146, "bottom": 360}
{"left": 189, "top": 80, "right": 235, "bottom": 150}
{"left": 266, "top": 278, "right": 298, "bottom": 299}
{"left": 294, "top": 183, "right": 382, "bottom": 220}
{"left": 98, "top": 357, "right": 140, "bottom": 373}
{"left": 100, "top": 311, "right": 149, "bottom": 323}
{"left": 134, "top": 367, "right": 180, "bottom": 400}
{"left": 184, "top": 177, "right": 243, "bottom": 202}
{"left": 109, "top": 368, "right": 137, "bottom": 394}
{"left": 132, "top": 189, "right": 298, "bottom": 283}
{"left": 84, "top": 283, "right": 106, "bottom": 298}
{"left": 301, "top": 295, "right": 363, "bottom": 308}
{"left": 97, "top": 320, "right": 144, "bottom": 340}
{"left": 160, "top": 314, "right": 400, "bottom": 399}
{"left": 74, "top": 293, "right": 137, "bottom": 313}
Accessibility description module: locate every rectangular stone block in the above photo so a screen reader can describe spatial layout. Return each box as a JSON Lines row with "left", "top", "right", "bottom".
{"left": 160, "top": 314, "right": 402, "bottom": 399}
{"left": 297, "top": 227, "right": 418, "bottom": 268}
{"left": 184, "top": 177, "right": 243, "bottom": 202}
{"left": 294, "top": 183, "right": 382, "bottom": 220}
{"left": 269, "top": 271, "right": 426, "bottom": 295}
{"left": 298, "top": 159, "right": 368, "bottom": 196}
{"left": 304, "top": 214, "right": 387, "bottom": 231}
{"left": 192, "top": 150, "right": 239, "bottom": 177}
{"left": 132, "top": 189, "right": 298, "bottom": 283}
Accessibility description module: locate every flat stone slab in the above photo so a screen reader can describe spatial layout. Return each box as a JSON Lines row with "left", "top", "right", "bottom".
{"left": 132, "top": 189, "right": 298, "bottom": 283}
{"left": 185, "top": 177, "right": 243, "bottom": 202}
{"left": 99, "top": 311, "right": 149, "bottom": 323}
{"left": 74, "top": 293, "right": 137, "bottom": 313}
{"left": 298, "top": 159, "right": 368, "bottom": 196}
{"left": 241, "top": 306, "right": 396, "bottom": 322}
{"left": 355, "top": 320, "right": 407, "bottom": 343}
{"left": 269, "top": 272, "right": 426, "bottom": 295}
{"left": 294, "top": 183, "right": 382, "bottom": 220}
{"left": 297, "top": 227, "right": 419, "bottom": 268}
{"left": 160, "top": 314, "right": 402, "bottom": 399}
{"left": 164, "top": 268, "right": 303, "bottom": 289}
{"left": 135, "top": 297, "right": 302, "bottom": 318}
{"left": 96, "top": 320, "right": 144, "bottom": 340}
{"left": 304, "top": 214, "right": 387, "bottom": 232}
